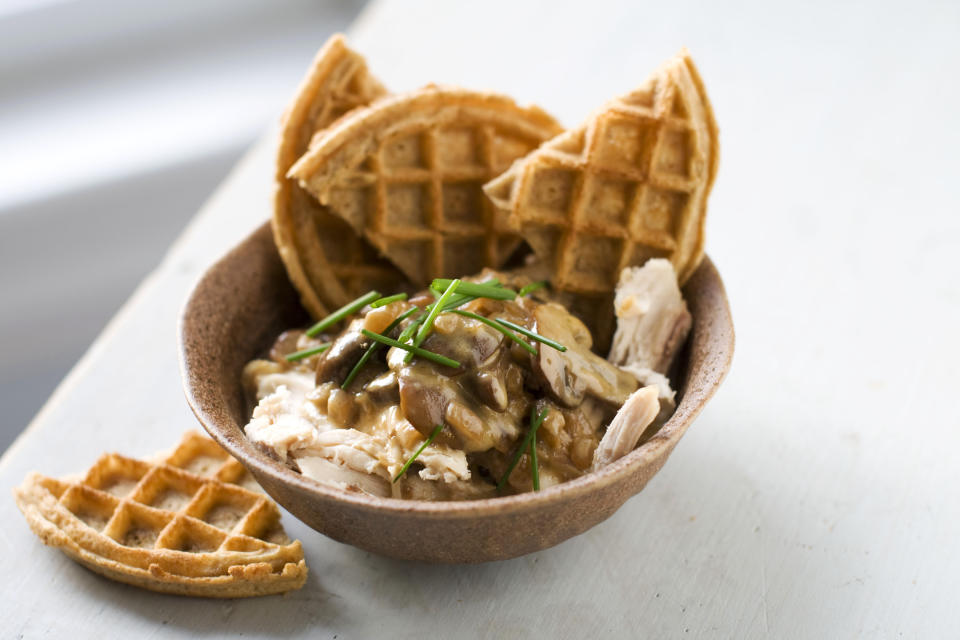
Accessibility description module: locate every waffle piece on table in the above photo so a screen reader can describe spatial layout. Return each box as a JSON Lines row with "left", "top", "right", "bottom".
{"left": 288, "top": 85, "right": 563, "bottom": 286}
{"left": 273, "top": 33, "right": 406, "bottom": 318}
{"left": 484, "top": 49, "right": 718, "bottom": 293}
{"left": 13, "top": 431, "right": 306, "bottom": 598}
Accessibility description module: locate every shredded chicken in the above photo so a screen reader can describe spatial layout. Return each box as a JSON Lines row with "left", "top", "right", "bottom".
{"left": 246, "top": 380, "right": 470, "bottom": 492}
{"left": 592, "top": 385, "right": 661, "bottom": 469}
{"left": 608, "top": 259, "right": 691, "bottom": 374}
{"left": 596, "top": 260, "right": 691, "bottom": 464}
{"left": 242, "top": 265, "right": 691, "bottom": 500}
{"left": 620, "top": 364, "right": 677, "bottom": 429}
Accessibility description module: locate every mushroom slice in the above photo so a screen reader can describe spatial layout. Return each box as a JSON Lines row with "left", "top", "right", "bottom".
{"left": 531, "top": 303, "right": 638, "bottom": 407}
{"left": 315, "top": 317, "right": 369, "bottom": 385}
{"left": 592, "top": 385, "right": 661, "bottom": 469}
{"left": 397, "top": 361, "right": 519, "bottom": 453}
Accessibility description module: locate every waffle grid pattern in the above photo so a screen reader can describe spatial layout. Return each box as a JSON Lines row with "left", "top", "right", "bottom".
{"left": 295, "top": 49, "right": 405, "bottom": 305}
{"left": 15, "top": 433, "right": 305, "bottom": 596}
{"left": 291, "top": 88, "right": 562, "bottom": 286}
{"left": 42, "top": 453, "right": 284, "bottom": 558}
{"left": 274, "top": 34, "right": 405, "bottom": 318}
{"left": 345, "top": 121, "right": 541, "bottom": 284}
{"left": 486, "top": 52, "right": 716, "bottom": 294}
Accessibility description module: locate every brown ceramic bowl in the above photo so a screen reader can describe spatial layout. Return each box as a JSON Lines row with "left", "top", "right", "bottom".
{"left": 179, "top": 221, "right": 734, "bottom": 563}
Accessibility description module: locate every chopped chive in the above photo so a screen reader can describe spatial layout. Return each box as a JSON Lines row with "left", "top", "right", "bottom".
{"left": 393, "top": 424, "right": 444, "bottom": 482}
{"left": 434, "top": 278, "right": 500, "bottom": 312}
{"left": 449, "top": 309, "right": 537, "bottom": 355}
{"left": 518, "top": 280, "right": 547, "bottom": 296}
{"left": 439, "top": 292, "right": 473, "bottom": 309}
{"left": 306, "top": 290, "right": 380, "bottom": 337}
{"left": 341, "top": 307, "right": 418, "bottom": 389}
{"left": 396, "top": 313, "right": 425, "bottom": 343}
{"left": 406, "top": 279, "right": 460, "bottom": 363}
{"left": 497, "top": 406, "right": 549, "bottom": 492}
{"left": 494, "top": 318, "right": 567, "bottom": 352}
{"left": 431, "top": 279, "right": 516, "bottom": 300}
{"left": 530, "top": 430, "right": 540, "bottom": 491}
{"left": 417, "top": 279, "right": 460, "bottom": 345}
{"left": 370, "top": 293, "right": 408, "bottom": 308}
{"left": 284, "top": 343, "right": 331, "bottom": 362}
{"left": 360, "top": 329, "right": 460, "bottom": 368}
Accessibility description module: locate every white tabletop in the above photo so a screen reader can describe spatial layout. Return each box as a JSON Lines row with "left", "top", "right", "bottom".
{"left": 3, "top": 0, "right": 958, "bottom": 637}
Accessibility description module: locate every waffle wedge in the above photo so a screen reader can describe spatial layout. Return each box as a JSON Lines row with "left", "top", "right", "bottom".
{"left": 13, "top": 432, "right": 306, "bottom": 598}
{"left": 274, "top": 34, "right": 406, "bottom": 318}
{"left": 288, "top": 86, "right": 563, "bottom": 286}
{"left": 484, "top": 49, "right": 718, "bottom": 294}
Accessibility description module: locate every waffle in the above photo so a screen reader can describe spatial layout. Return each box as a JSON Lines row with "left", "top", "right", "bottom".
{"left": 288, "top": 86, "right": 563, "bottom": 286}
{"left": 484, "top": 49, "right": 718, "bottom": 294}
{"left": 13, "top": 432, "right": 306, "bottom": 598}
{"left": 273, "top": 33, "right": 406, "bottom": 318}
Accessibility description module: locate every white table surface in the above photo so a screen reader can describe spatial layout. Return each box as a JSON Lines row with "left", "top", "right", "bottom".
{"left": 3, "top": 0, "right": 958, "bottom": 637}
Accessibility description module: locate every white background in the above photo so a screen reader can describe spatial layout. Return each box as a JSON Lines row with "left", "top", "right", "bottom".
{"left": 1, "top": 0, "right": 959, "bottom": 637}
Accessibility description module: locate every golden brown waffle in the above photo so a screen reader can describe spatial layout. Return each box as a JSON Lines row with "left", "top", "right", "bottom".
{"left": 484, "top": 49, "right": 718, "bottom": 293}
{"left": 288, "top": 86, "right": 563, "bottom": 286}
{"left": 13, "top": 432, "right": 306, "bottom": 598}
{"left": 273, "top": 34, "right": 406, "bottom": 318}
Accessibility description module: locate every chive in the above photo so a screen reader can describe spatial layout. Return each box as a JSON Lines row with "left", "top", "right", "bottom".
{"left": 494, "top": 318, "right": 567, "bottom": 352}
{"left": 530, "top": 430, "right": 540, "bottom": 491}
{"left": 396, "top": 313, "right": 425, "bottom": 343}
{"left": 360, "top": 329, "right": 460, "bottom": 368}
{"left": 284, "top": 343, "right": 331, "bottom": 362}
{"left": 406, "top": 279, "right": 460, "bottom": 363}
{"left": 341, "top": 307, "right": 418, "bottom": 389}
{"left": 434, "top": 278, "right": 501, "bottom": 312}
{"left": 497, "top": 406, "right": 549, "bottom": 492}
{"left": 439, "top": 292, "right": 473, "bottom": 309}
{"left": 449, "top": 309, "right": 537, "bottom": 355}
{"left": 306, "top": 290, "right": 381, "bottom": 337}
{"left": 518, "top": 280, "right": 547, "bottom": 296}
{"left": 370, "top": 293, "right": 408, "bottom": 308}
{"left": 431, "top": 279, "right": 516, "bottom": 300}
{"left": 416, "top": 279, "right": 460, "bottom": 346}
{"left": 393, "top": 424, "right": 444, "bottom": 482}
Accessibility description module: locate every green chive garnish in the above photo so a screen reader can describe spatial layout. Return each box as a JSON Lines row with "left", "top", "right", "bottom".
{"left": 431, "top": 279, "right": 516, "bottom": 300}
{"left": 494, "top": 318, "right": 567, "bottom": 352}
{"left": 406, "top": 279, "right": 460, "bottom": 363}
{"left": 360, "top": 329, "right": 460, "bottom": 368}
{"left": 530, "top": 430, "right": 540, "bottom": 491}
{"left": 284, "top": 343, "right": 331, "bottom": 362}
{"left": 497, "top": 406, "right": 549, "bottom": 492}
{"left": 393, "top": 424, "right": 444, "bottom": 482}
{"left": 370, "top": 292, "right": 408, "bottom": 308}
{"left": 417, "top": 279, "right": 460, "bottom": 345}
{"left": 518, "top": 280, "right": 547, "bottom": 296}
{"left": 396, "top": 313, "right": 425, "bottom": 343}
{"left": 306, "top": 290, "right": 381, "bottom": 337}
{"left": 449, "top": 309, "right": 537, "bottom": 355}
{"left": 341, "top": 307, "right": 418, "bottom": 389}
{"left": 433, "top": 278, "right": 501, "bottom": 312}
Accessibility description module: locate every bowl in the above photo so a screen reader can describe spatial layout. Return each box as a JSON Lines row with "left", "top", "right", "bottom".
{"left": 179, "top": 221, "right": 734, "bottom": 563}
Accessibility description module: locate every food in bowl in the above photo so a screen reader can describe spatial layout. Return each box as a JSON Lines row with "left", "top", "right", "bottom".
{"left": 242, "top": 260, "right": 690, "bottom": 500}
{"left": 237, "top": 37, "right": 718, "bottom": 503}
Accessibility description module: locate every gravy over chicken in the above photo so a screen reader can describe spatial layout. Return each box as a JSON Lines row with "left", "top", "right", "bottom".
{"left": 243, "top": 260, "right": 689, "bottom": 501}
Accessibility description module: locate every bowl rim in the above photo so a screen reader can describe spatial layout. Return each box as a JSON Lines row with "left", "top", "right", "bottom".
{"left": 179, "top": 221, "right": 734, "bottom": 519}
